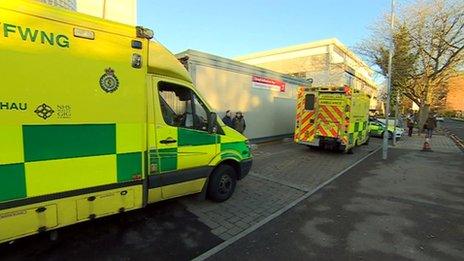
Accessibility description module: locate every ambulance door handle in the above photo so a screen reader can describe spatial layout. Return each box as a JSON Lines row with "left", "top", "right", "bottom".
{"left": 160, "top": 138, "right": 177, "bottom": 144}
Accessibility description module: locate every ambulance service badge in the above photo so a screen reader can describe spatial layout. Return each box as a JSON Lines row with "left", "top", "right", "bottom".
{"left": 99, "top": 67, "right": 119, "bottom": 93}
{"left": 35, "top": 103, "right": 54, "bottom": 120}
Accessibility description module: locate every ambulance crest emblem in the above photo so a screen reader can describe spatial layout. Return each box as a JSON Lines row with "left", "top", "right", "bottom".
{"left": 99, "top": 68, "right": 119, "bottom": 93}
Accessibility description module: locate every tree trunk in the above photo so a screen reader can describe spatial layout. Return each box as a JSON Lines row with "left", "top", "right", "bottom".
{"left": 417, "top": 104, "right": 430, "bottom": 134}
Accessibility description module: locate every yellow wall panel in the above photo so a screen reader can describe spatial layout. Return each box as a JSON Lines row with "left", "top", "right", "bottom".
{"left": 147, "top": 187, "right": 162, "bottom": 203}
{"left": 25, "top": 155, "right": 117, "bottom": 197}
{"left": 162, "top": 178, "right": 206, "bottom": 200}
{"left": 116, "top": 123, "right": 143, "bottom": 154}
{"left": 177, "top": 144, "right": 215, "bottom": 169}
{"left": 0, "top": 125, "right": 24, "bottom": 165}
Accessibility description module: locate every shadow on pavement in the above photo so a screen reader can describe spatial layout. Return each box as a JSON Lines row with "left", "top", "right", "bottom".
{"left": 0, "top": 199, "right": 222, "bottom": 261}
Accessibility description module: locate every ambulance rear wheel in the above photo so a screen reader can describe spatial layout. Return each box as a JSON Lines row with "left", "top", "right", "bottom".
{"left": 207, "top": 165, "right": 237, "bottom": 202}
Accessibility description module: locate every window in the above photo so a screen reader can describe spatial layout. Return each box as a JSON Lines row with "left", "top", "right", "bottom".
{"left": 192, "top": 94, "right": 209, "bottom": 131}
{"left": 158, "top": 82, "right": 209, "bottom": 131}
{"left": 345, "top": 73, "right": 354, "bottom": 87}
{"left": 305, "top": 94, "right": 315, "bottom": 110}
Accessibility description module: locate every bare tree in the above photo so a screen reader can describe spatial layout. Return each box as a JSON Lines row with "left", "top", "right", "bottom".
{"left": 358, "top": 0, "right": 464, "bottom": 126}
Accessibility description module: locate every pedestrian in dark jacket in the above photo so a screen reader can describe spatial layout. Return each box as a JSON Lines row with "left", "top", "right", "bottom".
{"left": 407, "top": 118, "right": 414, "bottom": 137}
{"left": 233, "top": 111, "right": 246, "bottom": 134}
{"left": 424, "top": 115, "right": 437, "bottom": 138}
{"left": 222, "top": 110, "right": 233, "bottom": 128}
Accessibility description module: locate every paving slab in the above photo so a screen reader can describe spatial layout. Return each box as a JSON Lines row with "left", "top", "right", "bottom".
{"left": 184, "top": 139, "right": 382, "bottom": 240}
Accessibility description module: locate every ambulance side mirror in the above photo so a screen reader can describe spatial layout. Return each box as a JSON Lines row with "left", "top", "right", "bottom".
{"left": 208, "top": 112, "right": 218, "bottom": 134}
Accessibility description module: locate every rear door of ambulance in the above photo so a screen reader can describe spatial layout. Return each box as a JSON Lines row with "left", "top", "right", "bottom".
{"left": 295, "top": 88, "right": 318, "bottom": 144}
{"left": 0, "top": 1, "right": 149, "bottom": 240}
{"left": 316, "top": 92, "right": 345, "bottom": 139}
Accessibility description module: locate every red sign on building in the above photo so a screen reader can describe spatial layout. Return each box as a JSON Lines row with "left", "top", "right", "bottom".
{"left": 252, "top": 76, "right": 286, "bottom": 92}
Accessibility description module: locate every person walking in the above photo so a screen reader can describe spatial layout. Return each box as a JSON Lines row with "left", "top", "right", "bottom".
{"left": 407, "top": 117, "right": 414, "bottom": 137}
{"left": 222, "top": 110, "right": 233, "bottom": 128}
{"left": 233, "top": 111, "right": 246, "bottom": 134}
{"left": 424, "top": 114, "right": 437, "bottom": 138}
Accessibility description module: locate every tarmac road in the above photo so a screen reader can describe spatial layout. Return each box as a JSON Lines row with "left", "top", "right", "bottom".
{"left": 442, "top": 118, "right": 464, "bottom": 140}
{"left": 210, "top": 135, "right": 464, "bottom": 261}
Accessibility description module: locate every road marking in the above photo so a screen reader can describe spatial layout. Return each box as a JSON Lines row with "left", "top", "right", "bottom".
{"left": 193, "top": 145, "right": 382, "bottom": 261}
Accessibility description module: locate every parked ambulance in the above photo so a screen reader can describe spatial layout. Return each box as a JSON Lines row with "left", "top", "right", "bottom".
{"left": 294, "top": 86, "right": 370, "bottom": 153}
{"left": 0, "top": 1, "right": 252, "bottom": 243}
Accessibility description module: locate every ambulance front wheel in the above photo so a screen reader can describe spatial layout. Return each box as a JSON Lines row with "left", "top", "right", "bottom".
{"left": 207, "top": 165, "right": 237, "bottom": 202}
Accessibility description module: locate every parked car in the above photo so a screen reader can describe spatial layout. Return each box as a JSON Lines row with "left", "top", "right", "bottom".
{"left": 369, "top": 119, "right": 404, "bottom": 139}
{"left": 436, "top": 116, "right": 445, "bottom": 122}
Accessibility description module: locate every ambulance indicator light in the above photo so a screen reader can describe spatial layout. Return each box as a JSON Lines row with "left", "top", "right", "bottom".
{"left": 131, "top": 40, "right": 143, "bottom": 49}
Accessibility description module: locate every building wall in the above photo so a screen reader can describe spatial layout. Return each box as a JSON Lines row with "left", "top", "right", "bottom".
{"left": 446, "top": 74, "right": 464, "bottom": 112}
{"left": 236, "top": 39, "right": 379, "bottom": 110}
{"left": 76, "top": 0, "right": 137, "bottom": 25}
{"left": 192, "top": 64, "right": 300, "bottom": 140}
{"left": 38, "top": 0, "right": 76, "bottom": 10}
{"left": 38, "top": 0, "right": 137, "bottom": 25}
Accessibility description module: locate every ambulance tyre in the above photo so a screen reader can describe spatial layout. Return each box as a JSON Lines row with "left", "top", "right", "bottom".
{"left": 207, "top": 165, "right": 237, "bottom": 202}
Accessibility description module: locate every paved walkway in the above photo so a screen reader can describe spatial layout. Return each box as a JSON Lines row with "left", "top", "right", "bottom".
{"left": 394, "top": 133, "right": 462, "bottom": 154}
{"left": 210, "top": 135, "right": 464, "bottom": 260}
{"left": 183, "top": 138, "right": 381, "bottom": 240}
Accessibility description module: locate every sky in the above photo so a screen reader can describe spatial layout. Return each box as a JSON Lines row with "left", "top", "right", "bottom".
{"left": 137, "top": 0, "right": 390, "bottom": 58}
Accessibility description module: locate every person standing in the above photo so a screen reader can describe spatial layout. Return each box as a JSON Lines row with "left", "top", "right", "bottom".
{"left": 233, "top": 111, "right": 246, "bottom": 134}
{"left": 407, "top": 117, "right": 414, "bottom": 137}
{"left": 424, "top": 114, "right": 437, "bottom": 138}
{"left": 222, "top": 110, "right": 233, "bottom": 128}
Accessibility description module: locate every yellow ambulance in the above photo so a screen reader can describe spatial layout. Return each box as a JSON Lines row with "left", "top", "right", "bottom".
{"left": 0, "top": 1, "right": 252, "bottom": 243}
{"left": 294, "top": 86, "right": 370, "bottom": 153}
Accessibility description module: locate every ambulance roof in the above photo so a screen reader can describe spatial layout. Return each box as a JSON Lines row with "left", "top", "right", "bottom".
{"left": 148, "top": 42, "right": 193, "bottom": 84}
{"left": 8, "top": 0, "right": 192, "bottom": 84}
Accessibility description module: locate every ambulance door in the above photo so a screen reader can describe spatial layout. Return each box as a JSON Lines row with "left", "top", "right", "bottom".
{"left": 296, "top": 91, "right": 318, "bottom": 143}
{"left": 151, "top": 80, "right": 218, "bottom": 199}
